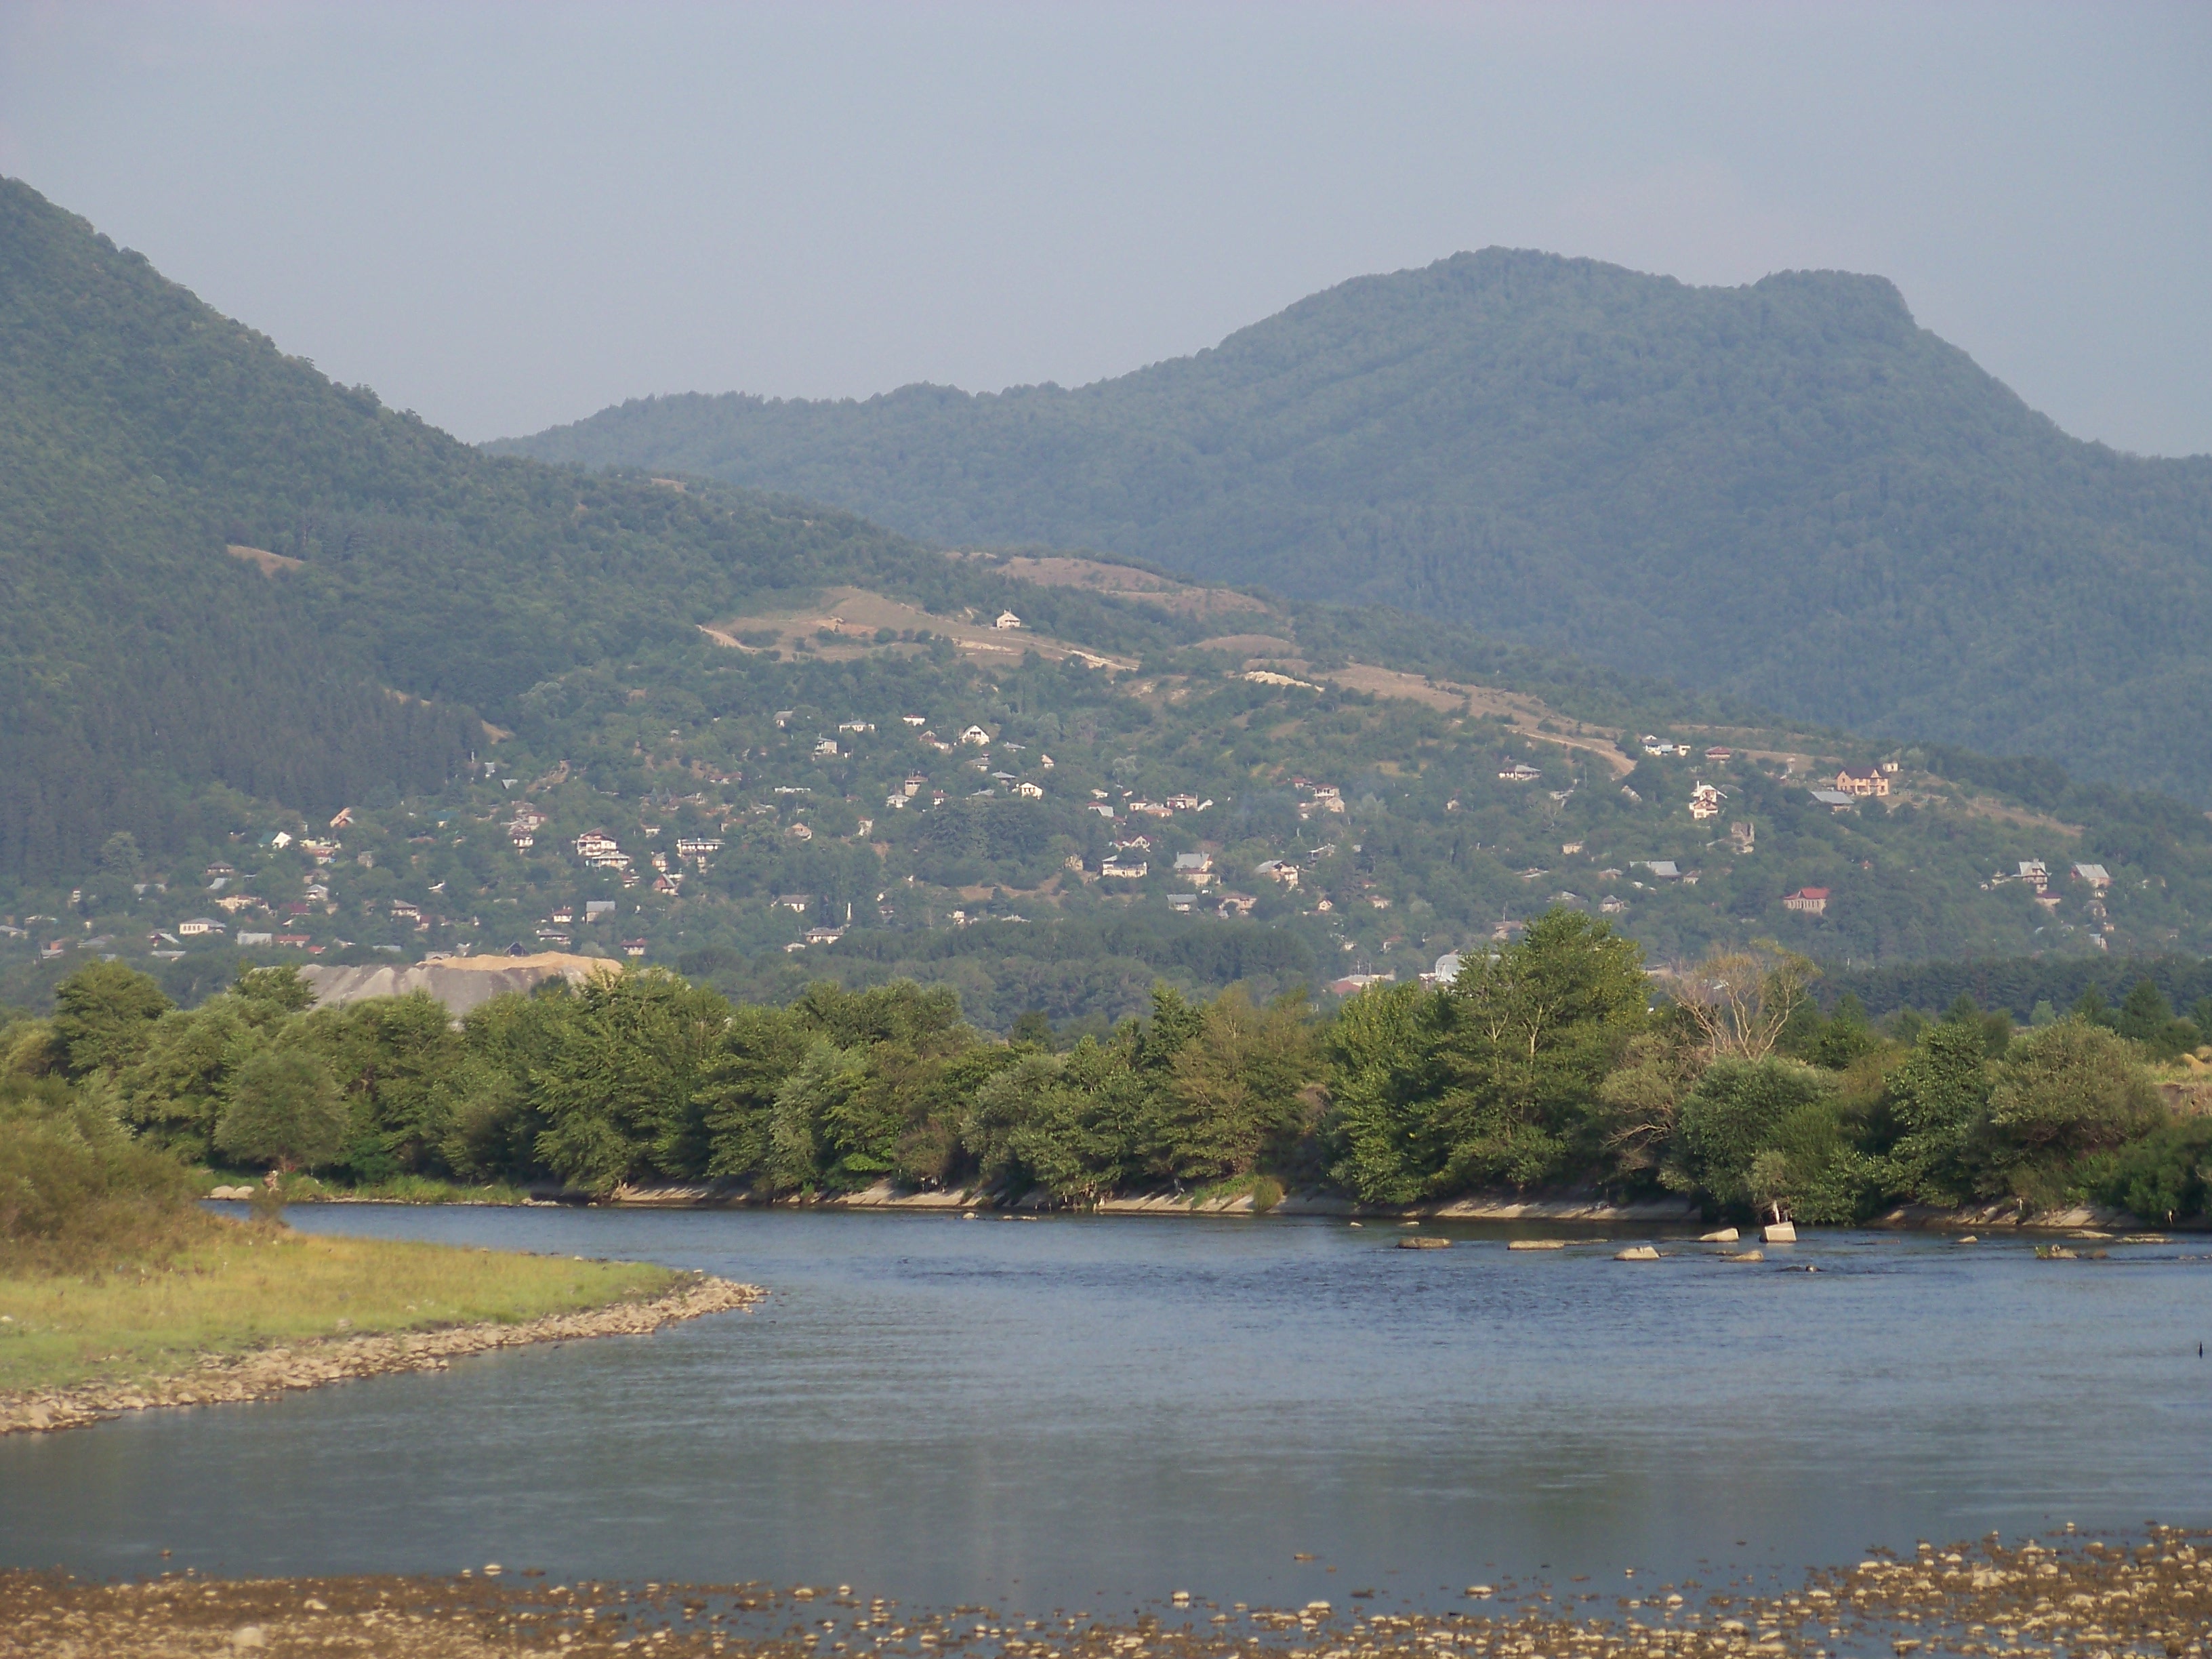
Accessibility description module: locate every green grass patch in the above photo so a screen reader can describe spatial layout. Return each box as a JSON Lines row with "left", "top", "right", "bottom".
{"left": 1187, "top": 1173, "right": 1284, "bottom": 1213}
{"left": 0, "top": 1225, "right": 676, "bottom": 1397}
{"left": 228, "top": 1170, "right": 537, "bottom": 1206}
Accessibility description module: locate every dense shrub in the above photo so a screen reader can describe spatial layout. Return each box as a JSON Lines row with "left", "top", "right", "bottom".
{"left": 0, "top": 1077, "right": 208, "bottom": 1274}
{"left": 2091, "top": 1119, "right": 2212, "bottom": 1225}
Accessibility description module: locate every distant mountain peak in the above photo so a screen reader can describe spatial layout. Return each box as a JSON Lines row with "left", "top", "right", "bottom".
{"left": 496, "top": 251, "right": 2212, "bottom": 802}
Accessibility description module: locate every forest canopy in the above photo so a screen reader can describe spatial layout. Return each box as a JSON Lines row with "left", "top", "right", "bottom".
{"left": 9, "top": 928, "right": 2207, "bottom": 1229}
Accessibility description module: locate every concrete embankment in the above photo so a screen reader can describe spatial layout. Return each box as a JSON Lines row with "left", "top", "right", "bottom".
{"left": 1871, "top": 1201, "right": 2149, "bottom": 1233}
{"left": 0, "top": 1273, "right": 762, "bottom": 1437}
{"left": 574, "top": 1178, "right": 1704, "bottom": 1223}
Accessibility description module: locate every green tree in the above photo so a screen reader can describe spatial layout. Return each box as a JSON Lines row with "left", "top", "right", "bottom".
{"left": 307, "top": 991, "right": 466, "bottom": 1179}
{"left": 701, "top": 1004, "right": 812, "bottom": 1181}
{"left": 234, "top": 965, "right": 316, "bottom": 1015}
{"left": 213, "top": 1045, "right": 348, "bottom": 1172}
{"left": 97, "top": 830, "right": 142, "bottom": 879}
{"left": 964, "top": 1039, "right": 1142, "bottom": 1203}
{"left": 1811, "top": 992, "right": 1877, "bottom": 1069}
{"left": 1593, "top": 1015, "right": 1708, "bottom": 1183}
{"left": 1666, "top": 1057, "right": 1839, "bottom": 1215}
{"left": 2114, "top": 979, "right": 2193, "bottom": 1059}
{"left": 1324, "top": 983, "right": 1448, "bottom": 1206}
{"left": 760, "top": 1041, "right": 861, "bottom": 1195}
{"left": 119, "top": 1000, "right": 256, "bottom": 1158}
{"left": 1140, "top": 989, "right": 1314, "bottom": 1184}
{"left": 964, "top": 1050, "right": 1073, "bottom": 1192}
{"left": 49, "top": 962, "right": 171, "bottom": 1079}
{"left": 0, "top": 1016, "right": 59, "bottom": 1080}
{"left": 441, "top": 989, "right": 572, "bottom": 1182}
{"left": 1943, "top": 994, "right": 2015, "bottom": 1059}
{"left": 532, "top": 969, "right": 732, "bottom": 1193}
{"left": 1, "top": 1073, "right": 199, "bottom": 1273}
{"left": 1431, "top": 912, "right": 1646, "bottom": 1190}
{"left": 2072, "top": 985, "right": 2114, "bottom": 1028}
{"left": 2094, "top": 1118, "right": 2212, "bottom": 1224}
{"left": 1983, "top": 1019, "right": 2161, "bottom": 1200}
{"left": 1882, "top": 1020, "right": 1992, "bottom": 1204}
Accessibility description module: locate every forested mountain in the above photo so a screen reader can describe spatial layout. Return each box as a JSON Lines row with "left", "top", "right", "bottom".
{"left": 15, "top": 174, "right": 2212, "bottom": 1031}
{"left": 0, "top": 178, "right": 944, "bottom": 884}
{"left": 499, "top": 250, "right": 2212, "bottom": 802}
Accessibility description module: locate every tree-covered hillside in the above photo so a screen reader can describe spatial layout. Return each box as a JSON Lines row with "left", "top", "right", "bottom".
{"left": 0, "top": 178, "right": 961, "bottom": 884}
{"left": 16, "top": 175, "right": 2212, "bottom": 1033}
{"left": 500, "top": 249, "right": 2212, "bottom": 802}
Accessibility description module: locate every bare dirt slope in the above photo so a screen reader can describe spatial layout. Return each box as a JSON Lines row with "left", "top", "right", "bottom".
{"left": 300, "top": 954, "right": 612, "bottom": 1015}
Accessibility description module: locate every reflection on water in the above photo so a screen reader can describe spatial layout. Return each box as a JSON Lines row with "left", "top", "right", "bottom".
{"left": 3, "top": 1208, "right": 2207, "bottom": 1612}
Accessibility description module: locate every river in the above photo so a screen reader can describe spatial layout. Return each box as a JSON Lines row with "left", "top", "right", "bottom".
{"left": 3, "top": 1208, "right": 2207, "bottom": 1613}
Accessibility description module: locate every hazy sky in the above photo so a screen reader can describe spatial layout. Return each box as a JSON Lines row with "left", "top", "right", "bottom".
{"left": 4, "top": 1, "right": 2207, "bottom": 453}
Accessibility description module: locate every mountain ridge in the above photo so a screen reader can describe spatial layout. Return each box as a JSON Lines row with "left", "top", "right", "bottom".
{"left": 497, "top": 247, "right": 2212, "bottom": 802}
{"left": 16, "top": 178, "right": 2212, "bottom": 1015}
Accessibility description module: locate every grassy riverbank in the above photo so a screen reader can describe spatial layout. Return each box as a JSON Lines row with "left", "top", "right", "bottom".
{"left": 0, "top": 1224, "right": 677, "bottom": 1397}
{"left": 221, "top": 1170, "right": 537, "bottom": 1206}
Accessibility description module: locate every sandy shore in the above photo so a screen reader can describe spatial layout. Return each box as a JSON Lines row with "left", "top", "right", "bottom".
{"left": 0, "top": 1528, "right": 2203, "bottom": 1659}
{"left": 0, "top": 1273, "right": 762, "bottom": 1437}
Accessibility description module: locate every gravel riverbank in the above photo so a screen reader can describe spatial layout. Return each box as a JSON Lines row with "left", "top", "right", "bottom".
{"left": 0, "top": 1527, "right": 2202, "bottom": 1659}
{"left": 0, "top": 1273, "right": 762, "bottom": 1437}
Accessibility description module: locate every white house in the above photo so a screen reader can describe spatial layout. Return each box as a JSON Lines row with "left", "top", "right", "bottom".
{"left": 177, "top": 917, "right": 225, "bottom": 937}
{"left": 994, "top": 611, "right": 1022, "bottom": 630}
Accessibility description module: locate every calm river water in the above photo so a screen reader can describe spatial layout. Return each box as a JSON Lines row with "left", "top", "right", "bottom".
{"left": 4, "top": 1209, "right": 2209, "bottom": 1611}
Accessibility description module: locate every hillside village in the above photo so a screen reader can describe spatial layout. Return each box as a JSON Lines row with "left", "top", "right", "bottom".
{"left": 6, "top": 611, "right": 2199, "bottom": 1025}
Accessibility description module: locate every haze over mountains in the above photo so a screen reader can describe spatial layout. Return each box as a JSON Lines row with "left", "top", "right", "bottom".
{"left": 502, "top": 250, "right": 2212, "bottom": 803}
